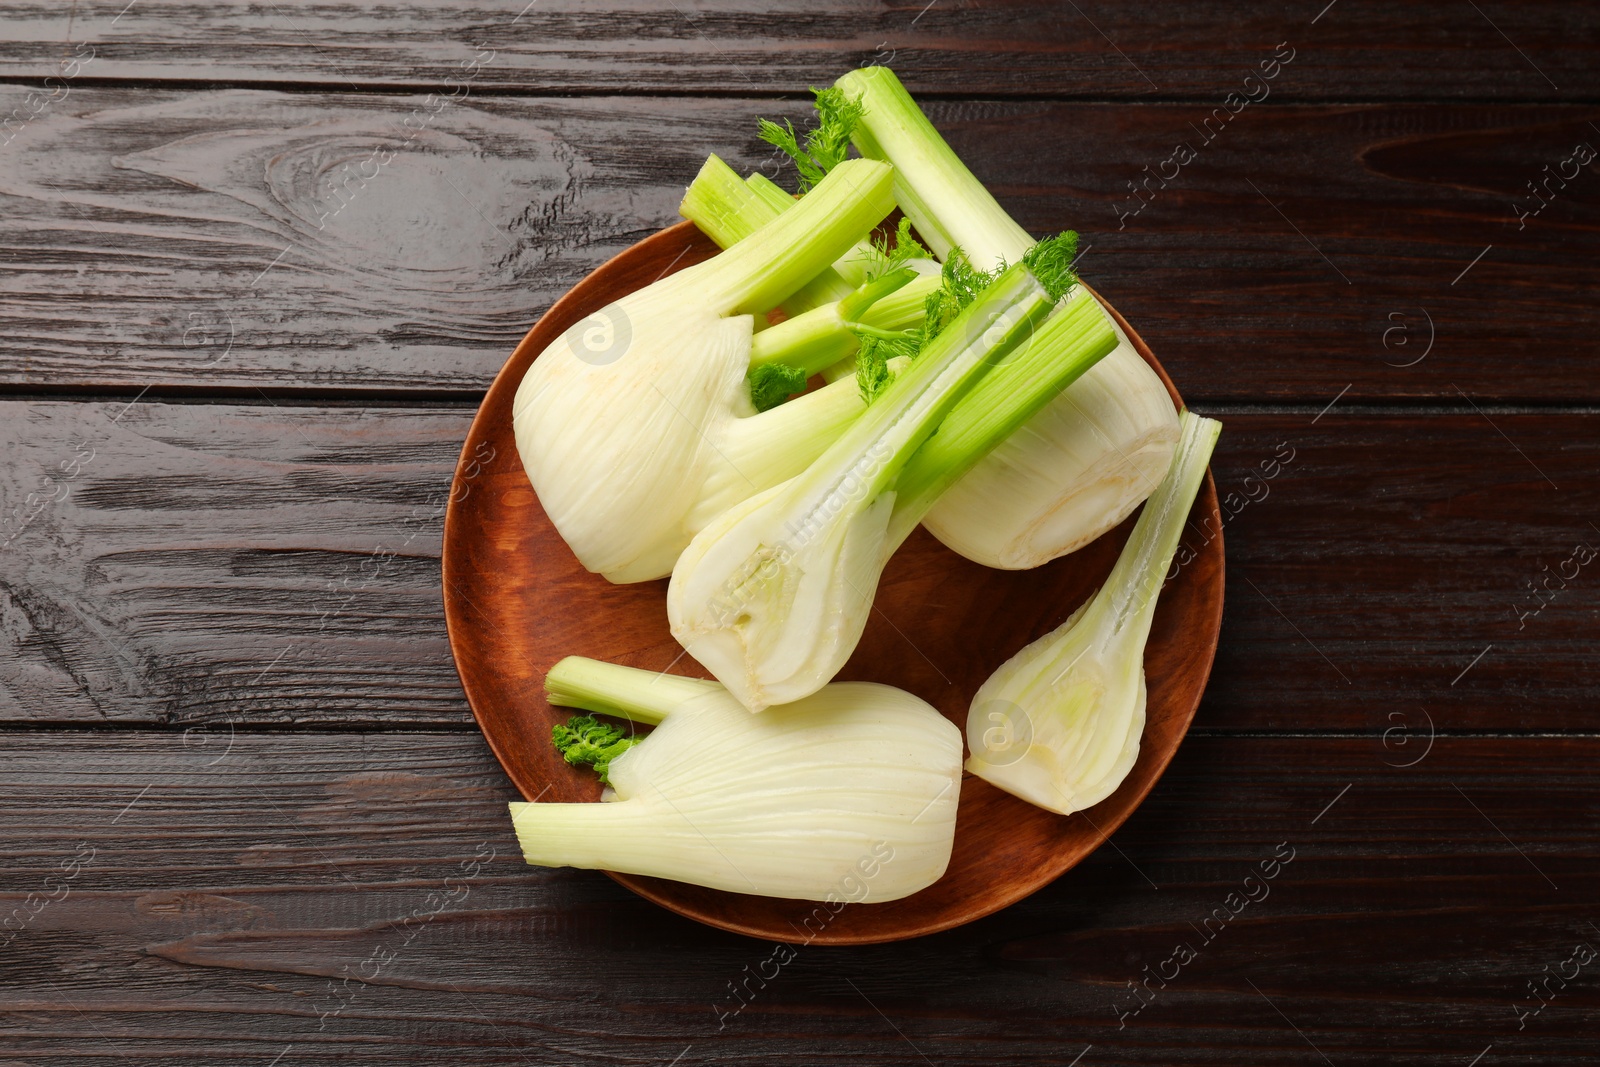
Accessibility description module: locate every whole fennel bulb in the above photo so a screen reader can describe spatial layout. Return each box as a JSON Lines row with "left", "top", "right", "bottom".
{"left": 836, "top": 65, "right": 1182, "bottom": 569}
{"left": 966, "top": 410, "right": 1221, "bottom": 814}
{"left": 509, "top": 656, "right": 962, "bottom": 902}
{"left": 681, "top": 109, "right": 1178, "bottom": 572}
{"left": 512, "top": 158, "right": 895, "bottom": 583}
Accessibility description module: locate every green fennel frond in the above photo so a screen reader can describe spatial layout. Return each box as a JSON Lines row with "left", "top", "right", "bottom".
{"left": 552, "top": 714, "right": 640, "bottom": 785}
{"left": 922, "top": 231, "right": 1080, "bottom": 348}
{"left": 850, "top": 232, "right": 1082, "bottom": 404}
{"left": 748, "top": 362, "right": 810, "bottom": 412}
{"left": 840, "top": 266, "right": 921, "bottom": 403}
{"left": 850, "top": 248, "right": 988, "bottom": 403}
{"left": 810, "top": 87, "right": 864, "bottom": 174}
{"left": 854, "top": 334, "right": 896, "bottom": 402}
{"left": 919, "top": 246, "right": 998, "bottom": 347}
{"left": 758, "top": 87, "right": 865, "bottom": 192}
{"left": 1021, "top": 230, "right": 1081, "bottom": 303}
{"left": 862, "top": 217, "right": 933, "bottom": 282}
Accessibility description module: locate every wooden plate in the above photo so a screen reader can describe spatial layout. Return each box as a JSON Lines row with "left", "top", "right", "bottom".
{"left": 442, "top": 221, "right": 1224, "bottom": 945}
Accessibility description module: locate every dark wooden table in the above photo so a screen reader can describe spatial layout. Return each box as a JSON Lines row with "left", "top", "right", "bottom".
{"left": 2, "top": 3, "right": 1597, "bottom": 1064}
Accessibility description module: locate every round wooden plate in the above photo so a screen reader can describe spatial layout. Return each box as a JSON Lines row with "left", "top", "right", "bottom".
{"left": 442, "top": 221, "right": 1224, "bottom": 945}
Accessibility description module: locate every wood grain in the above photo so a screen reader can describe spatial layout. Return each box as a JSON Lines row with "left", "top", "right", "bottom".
{"left": 2, "top": 400, "right": 1593, "bottom": 731}
{"left": 0, "top": 732, "right": 1594, "bottom": 1065}
{"left": 0, "top": 399, "right": 469, "bottom": 725}
{"left": 0, "top": 3, "right": 1593, "bottom": 1061}
{"left": 1, "top": 88, "right": 1596, "bottom": 400}
{"left": 1194, "top": 409, "right": 1600, "bottom": 733}
{"left": 0, "top": 1, "right": 1595, "bottom": 100}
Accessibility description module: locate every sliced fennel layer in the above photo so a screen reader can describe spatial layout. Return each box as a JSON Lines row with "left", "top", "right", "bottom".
{"left": 965, "top": 410, "right": 1221, "bottom": 815}
{"left": 834, "top": 65, "right": 1181, "bottom": 568}
{"left": 511, "top": 657, "right": 961, "bottom": 902}
{"left": 513, "top": 158, "right": 895, "bottom": 583}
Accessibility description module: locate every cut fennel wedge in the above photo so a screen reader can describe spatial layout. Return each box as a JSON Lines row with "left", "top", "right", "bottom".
{"left": 965, "top": 410, "right": 1221, "bottom": 815}
{"left": 509, "top": 657, "right": 961, "bottom": 902}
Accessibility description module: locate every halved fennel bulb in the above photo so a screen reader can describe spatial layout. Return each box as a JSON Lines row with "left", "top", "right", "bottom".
{"left": 965, "top": 410, "right": 1221, "bottom": 814}
{"left": 670, "top": 258, "right": 1118, "bottom": 712}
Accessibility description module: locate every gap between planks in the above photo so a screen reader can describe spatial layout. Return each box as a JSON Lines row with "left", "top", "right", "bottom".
{"left": 1, "top": 75, "right": 1599, "bottom": 106}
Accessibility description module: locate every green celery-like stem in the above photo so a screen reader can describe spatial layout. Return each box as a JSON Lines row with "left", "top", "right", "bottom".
{"left": 544, "top": 656, "right": 720, "bottom": 725}
{"left": 718, "top": 367, "right": 899, "bottom": 494}
{"left": 679, "top": 155, "right": 857, "bottom": 311}
{"left": 1098, "top": 411, "right": 1221, "bottom": 635}
{"left": 509, "top": 800, "right": 734, "bottom": 880}
{"left": 743, "top": 171, "right": 797, "bottom": 211}
{"left": 855, "top": 273, "right": 939, "bottom": 327}
{"left": 678, "top": 157, "right": 894, "bottom": 318}
{"left": 786, "top": 264, "right": 1052, "bottom": 510}
{"left": 746, "top": 173, "right": 874, "bottom": 288}
{"left": 836, "top": 267, "right": 916, "bottom": 320}
{"left": 886, "top": 295, "right": 1119, "bottom": 546}
{"left": 748, "top": 271, "right": 938, "bottom": 374}
{"left": 683, "top": 160, "right": 937, "bottom": 381}
{"left": 747, "top": 268, "right": 911, "bottom": 374}
{"left": 834, "top": 66, "right": 1031, "bottom": 271}
{"left": 748, "top": 303, "right": 859, "bottom": 376}
{"left": 678, "top": 154, "right": 762, "bottom": 249}
{"left": 690, "top": 164, "right": 936, "bottom": 382}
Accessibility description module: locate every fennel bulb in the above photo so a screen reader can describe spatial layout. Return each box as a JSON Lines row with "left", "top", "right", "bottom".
{"left": 510, "top": 656, "right": 961, "bottom": 902}
{"left": 512, "top": 158, "right": 895, "bottom": 583}
{"left": 965, "top": 410, "right": 1221, "bottom": 814}
{"left": 835, "top": 65, "right": 1182, "bottom": 569}
{"left": 669, "top": 247, "right": 1119, "bottom": 712}
{"left": 920, "top": 309, "right": 1180, "bottom": 569}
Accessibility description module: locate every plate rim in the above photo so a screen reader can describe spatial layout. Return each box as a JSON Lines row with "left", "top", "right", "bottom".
{"left": 443, "top": 219, "right": 1224, "bottom": 944}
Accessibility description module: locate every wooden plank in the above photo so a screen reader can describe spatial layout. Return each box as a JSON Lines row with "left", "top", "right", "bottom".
{"left": 0, "top": 400, "right": 470, "bottom": 726}
{"left": 1194, "top": 409, "right": 1600, "bottom": 733}
{"left": 0, "top": 88, "right": 1596, "bottom": 399}
{"left": 0, "top": 732, "right": 1595, "bottom": 1064}
{"left": 0, "top": 1, "right": 1595, "bottom": 100}
{"left": 1, "top": 401, "right": 1594, "bottom": 730}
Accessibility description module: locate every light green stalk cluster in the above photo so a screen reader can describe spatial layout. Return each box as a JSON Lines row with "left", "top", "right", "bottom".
{"left": 669, "top": 246, "right": 1118, "bottom": 711}
{"left": 680, "top": 69, "right": 1182, "bottom": 572}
